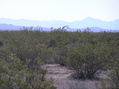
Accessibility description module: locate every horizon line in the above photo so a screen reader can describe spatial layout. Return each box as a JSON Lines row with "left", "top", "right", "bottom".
{"left": 0, "top": 17, "right": 119, "bottom": 22}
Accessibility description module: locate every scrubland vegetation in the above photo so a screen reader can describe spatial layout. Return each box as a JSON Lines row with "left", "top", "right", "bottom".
{"left": 0, "top": 27, "right": 119, "bottom": 89}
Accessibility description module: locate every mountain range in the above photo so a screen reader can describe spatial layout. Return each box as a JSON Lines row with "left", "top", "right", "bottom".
{"left": 0, "top": 17, "right": 119, "bottom": 32}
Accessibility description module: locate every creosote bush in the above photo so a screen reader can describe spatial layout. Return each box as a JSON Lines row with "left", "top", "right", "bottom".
{"left": 66, "top": 42, "right": 109, "bottom": 79}
{"left": 96, "top": 60, "right": 119, "bottom": 89}
{"left": 0, "top": 54, "right": 56, "bottom": 89}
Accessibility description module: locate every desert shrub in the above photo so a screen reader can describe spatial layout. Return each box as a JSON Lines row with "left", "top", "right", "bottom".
{"left": 110, "top": 62, "right": 119, "bottom": 89}
{"left": 0, "top": 29, "right": 56, "bottom": 89}
{"left": 0, "top": 54, "right": 56, "bottom": 89}
{"left": 56, "top": 46, "right": 68, "bottom": 66}
{"left": 101, "top": 60, "right": 119, "bottom": 89}
{"left": 66, "top": 42, "right": 109, "bottom": 79}
{"left": 0, "top": 42, "right": 3, "bottom": 46}
{"left": 3, "top": 29, "right": 53, "bottom": 64}
{"left": 96, "top": 62, "right": 119, "bottom": 89}
{"left": 95, "top": 44, "right": 119, "bottom": 89}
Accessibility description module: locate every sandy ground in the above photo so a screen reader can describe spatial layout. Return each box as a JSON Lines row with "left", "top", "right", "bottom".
{"left": 43, "top": 64, "right": 100, "bottom": 89}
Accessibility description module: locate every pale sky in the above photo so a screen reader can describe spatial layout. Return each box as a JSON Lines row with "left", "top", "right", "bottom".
{"left": 0, "top": 0, "right": 119, "bottom": 22}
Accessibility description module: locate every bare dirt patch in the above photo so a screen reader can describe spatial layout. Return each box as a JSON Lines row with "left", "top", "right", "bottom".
{"left": 43, "top": 64, "right": 100, "bottom": 89}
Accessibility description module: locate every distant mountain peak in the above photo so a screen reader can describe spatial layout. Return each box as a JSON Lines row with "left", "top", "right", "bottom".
{"left": 83, "top": 17, "right": 100, "bottom": 21}
{"left": 85, "top": 17, "right": 94, "bottom": 19}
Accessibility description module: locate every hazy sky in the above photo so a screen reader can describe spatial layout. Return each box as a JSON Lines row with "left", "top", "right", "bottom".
{"left": 0, "top": 0, "right": 119, "bottom": 22}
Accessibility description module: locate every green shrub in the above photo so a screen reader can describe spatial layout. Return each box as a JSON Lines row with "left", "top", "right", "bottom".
{"left": 0, "top": 54, "right": 56, "bottom": 89}
{"left": 56, "top": 46, "right": 68, "bottom": 66}
{"left": 66, "top": 43, "right": 109, "bottom": 79}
